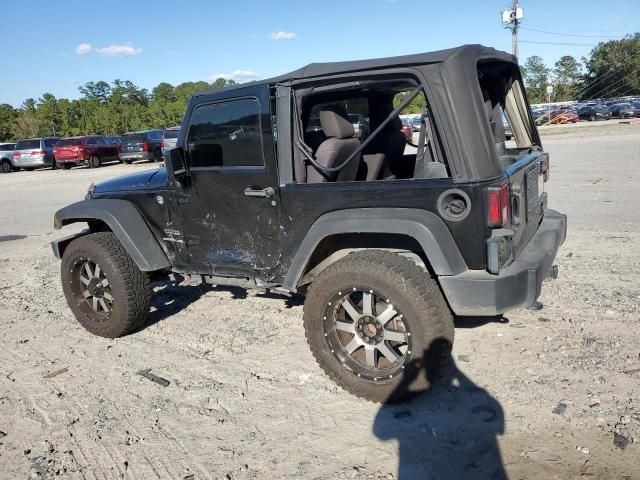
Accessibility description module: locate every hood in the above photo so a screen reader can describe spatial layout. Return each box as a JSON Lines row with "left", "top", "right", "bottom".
{"left": 93, "top": 168, "right": 168, "bottom": 194}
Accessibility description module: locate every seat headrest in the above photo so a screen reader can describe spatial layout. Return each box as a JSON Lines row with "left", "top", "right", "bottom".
{"left": 320, "top": 110, "right": 354, "bottom": 139}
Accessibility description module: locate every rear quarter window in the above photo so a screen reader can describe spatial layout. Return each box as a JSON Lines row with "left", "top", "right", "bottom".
{"left": 44, "top": 139, "right": 58, "bottom": 147}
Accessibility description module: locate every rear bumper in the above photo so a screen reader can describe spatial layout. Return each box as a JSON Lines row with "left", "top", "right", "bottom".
{"left": 120, "top": 152, "right": 152, "bottom": 161}
{"left": 439, "top": 209, "right": 567, "bottom": 316}
{"left": 12, "top": 157, "right": 49, "bottom": 167}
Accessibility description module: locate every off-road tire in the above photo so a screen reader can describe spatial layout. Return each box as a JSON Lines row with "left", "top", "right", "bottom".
{"left": 303, "top": 250, "right": 454, "bottom": 403}
{"left": 61, "top": 232, "right": 151, "bottom": 338}
{"left": 0, "top": 160, "right": 12, "bottom": 173}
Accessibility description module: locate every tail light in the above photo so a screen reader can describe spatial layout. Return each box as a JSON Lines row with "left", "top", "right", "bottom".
{"left": 142, "top": 142, "right": 149, "bottom": 151}
{"left": 160, "top": 139, "right": 165, "bottom": 148}
{"left": 487, "top": 182, "right": 510, "bottom": 228}
{"left": 13, "top": 152, "right": 20, "bottom": 157}
{"left": 31, "top": 150, "right": 46, "bottom": 156}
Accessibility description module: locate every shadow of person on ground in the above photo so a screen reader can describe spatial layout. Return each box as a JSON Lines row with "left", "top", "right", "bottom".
{"left": 373, "top": 340, "right": 507, "bottom": 479}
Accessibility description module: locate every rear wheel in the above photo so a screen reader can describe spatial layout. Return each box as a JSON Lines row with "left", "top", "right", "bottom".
{"left": 589, "top": 114, "right": 596, "bottom": 122}
{"left": 51, "top": 160, "right": 58, "bottom": 170}
{"left": 122, "top": 159, "right": 132, "bottom": 165}
{"left": 303, "top": 250, "right": 454, "bottom": 403}
{"left": 153, "top": 149, "right": 162, "bottom": 163}
{"left": 61, "top": 232, "right": 151, "bottom": 338}
{"left": 0, "top": 160, "right": 12, "bottom": 173}
{"left": 89, "top": 155, "right": 102, "bottom": 168}
{"left": 61, "top": 163, "right": 72, "bottom": 170}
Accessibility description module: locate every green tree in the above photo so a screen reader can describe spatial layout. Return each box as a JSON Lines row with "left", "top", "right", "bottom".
{"left": 553, "top": 56, "right": 582, "bottom": 101}
{"left": 582, "top": 33, "right": 640, "bottom": 100}
{"left": 0, "top": 104, "right": 17, "bottom": 141}
{"left": 523, "top": 56, "right": 551, "bottom": 104}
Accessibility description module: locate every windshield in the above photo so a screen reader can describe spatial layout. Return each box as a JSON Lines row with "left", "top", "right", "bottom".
{"left": 56, "top": 138, "right": 82, "bottom": 147}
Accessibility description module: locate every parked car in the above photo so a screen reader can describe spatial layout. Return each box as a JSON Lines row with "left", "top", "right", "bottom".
{"left": 12, "top": 137, "right": 59, "bottom": 170}
{"left": 161, "top": 126, "right": 181, "bottom": 155}
{"left": 105, "top": 136, "right": 122, "bottom": 151}
{"left": 577, "top": 105, "right": 611, "bottom": 121}
{"left": 399, "top": 118, "right": 413, "bottom": 142}
{"left": 119, "top": 130, "right": 163, "bottom": 164}
{"left": 501, "top": 112, "right": 513, "bottom": 140}
{"left": 608, "top": 103, "right": 640, "bottom": 118}
{"left": 54, "top": 135, "right": 120, "bottom": 169}
{"left": 411, "top": 116, "right": 422, "bottom": 131}
{"left": 52, "top": 44, "right": 565, "bottom": 403}
{"left": 0, "top": 143, "right": 16, "bottom": 173}
{"left": 549, "top": 109, "right": 579, "bottom": 124}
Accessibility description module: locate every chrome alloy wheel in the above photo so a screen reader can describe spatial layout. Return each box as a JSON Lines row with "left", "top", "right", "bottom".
{"left": 70, "top": 258, "right": 113, "bottom": 319}
{"left": 322, "top": 287, "right": 411, "bottom": 381}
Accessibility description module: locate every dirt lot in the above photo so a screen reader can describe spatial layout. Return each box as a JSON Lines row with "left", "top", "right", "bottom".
{"left": 0, "top": 124, "right": 639, "bottom": 479}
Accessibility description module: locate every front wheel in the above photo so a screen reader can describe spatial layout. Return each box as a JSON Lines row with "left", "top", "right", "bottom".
{"left": 303, "top": 250, "right": 454, "bottom": 403}
{"left": 61, "top": 232, "right": 152, "bottom": 338}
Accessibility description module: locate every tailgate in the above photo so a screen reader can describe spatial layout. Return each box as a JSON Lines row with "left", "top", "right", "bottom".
{"left": 122, "top": 142, "right": 143, "bottom": 152}
{"left": 505, "top": 151, "right": 548, "bottom": 257}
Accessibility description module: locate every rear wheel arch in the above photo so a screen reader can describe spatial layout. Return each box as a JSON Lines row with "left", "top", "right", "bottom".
{"left": 284, "top": 208, "right": 468, "bottom": 291}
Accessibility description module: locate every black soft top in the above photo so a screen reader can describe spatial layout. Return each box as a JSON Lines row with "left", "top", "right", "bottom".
{"left": 194, "top": 44, "right": 516, "bottom": 97}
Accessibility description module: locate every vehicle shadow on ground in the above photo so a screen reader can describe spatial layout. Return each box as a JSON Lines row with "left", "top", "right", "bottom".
{"left": 373, "top": 341, "right": 507, "bottom": 480}
{"left": 454, "top": 314, "right": 509, "bottom": 329}
{"left": 134, "top": 281, "right": 246, "bottom": 332}
{"left": 135, "top": 281, "right": 304, "bottom": 333}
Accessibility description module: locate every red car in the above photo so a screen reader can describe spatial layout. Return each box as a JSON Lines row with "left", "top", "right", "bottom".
{"left": 400, "top": 119, "right": 413, "bottom": 142}
{"left": 549, "top": 109, "right": 579, "bottom": 125}
{"left": 53, "top": 135, "right": 120, "bottom": 169}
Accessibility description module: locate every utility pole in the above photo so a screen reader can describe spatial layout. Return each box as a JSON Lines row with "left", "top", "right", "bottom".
{"left": 502, "top": 1, "right": 524, "bottom": 59}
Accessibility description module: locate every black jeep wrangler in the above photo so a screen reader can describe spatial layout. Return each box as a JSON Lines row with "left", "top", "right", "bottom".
{"left": 52, "top": 45, "right": 566, "bottom": 403}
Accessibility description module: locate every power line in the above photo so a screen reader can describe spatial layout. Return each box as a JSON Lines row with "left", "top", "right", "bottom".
{"left": 520, "top": 26, "right": 626, "bottom": 39}
{"left": 520, "top": 40, "right": 598, "bottom": 47}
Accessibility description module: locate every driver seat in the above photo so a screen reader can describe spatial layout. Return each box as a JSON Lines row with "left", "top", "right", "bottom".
{"left": 306, "top": 111, "right": 361, "bottom": 183}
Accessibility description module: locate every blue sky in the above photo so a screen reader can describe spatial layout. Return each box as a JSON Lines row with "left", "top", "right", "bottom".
{"left": 1, "top": 0, "right": 638, "bottom": 107}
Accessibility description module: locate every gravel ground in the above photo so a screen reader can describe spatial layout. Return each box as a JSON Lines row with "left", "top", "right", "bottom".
{"left": 0, "top": 125, "right": 639, "bottom": 479}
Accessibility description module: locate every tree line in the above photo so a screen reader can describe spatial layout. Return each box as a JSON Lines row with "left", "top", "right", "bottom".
{"left": 1, "top": 34, "right": 639, "bottom": 142}
{"left": 521, "top": 33, "right": 640, "bottom": 104}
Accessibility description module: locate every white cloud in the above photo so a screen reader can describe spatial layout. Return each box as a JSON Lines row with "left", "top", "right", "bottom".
{"left": 270, "top": 31, "right": 298, "bottom": 40}
{"left": 210, "top": 70, "right": 258, "bottom": 81}
{"left": 95, "top": 44, "right": 142, "bottom": 57}
{"left": 75, "top": 42, "right": 141, "bottom": 57}
{"left": 76, "top": 43, "right": 93, "bottom": 55}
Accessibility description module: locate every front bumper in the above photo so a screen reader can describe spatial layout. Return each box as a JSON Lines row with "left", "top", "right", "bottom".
{"left": 439, "top": 209, "right": 567, "bottom": 316}
{"left": 119, "top": 152, "right": 152, "bottom": 161}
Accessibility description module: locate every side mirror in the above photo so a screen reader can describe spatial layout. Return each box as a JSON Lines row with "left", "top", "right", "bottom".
{"left": 168, "top": 147, "right": 187, "bottom": 176}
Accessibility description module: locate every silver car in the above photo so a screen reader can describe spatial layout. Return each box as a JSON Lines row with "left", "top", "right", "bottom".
{"left": 12, "top": 137, "right": 60, "bottom": 170}
{"left": 0, "top": 143, "right": 16, "bottom": 173}
{"left": 162, "top": 126, "right": 181, "bottom": 155}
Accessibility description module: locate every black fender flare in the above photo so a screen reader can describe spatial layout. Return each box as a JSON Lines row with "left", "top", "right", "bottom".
{"left": 283, "top": 208, "right": 468, "bottom": 290}
{"left": 52, "top": 199, "right": 171, "bottom": 272}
